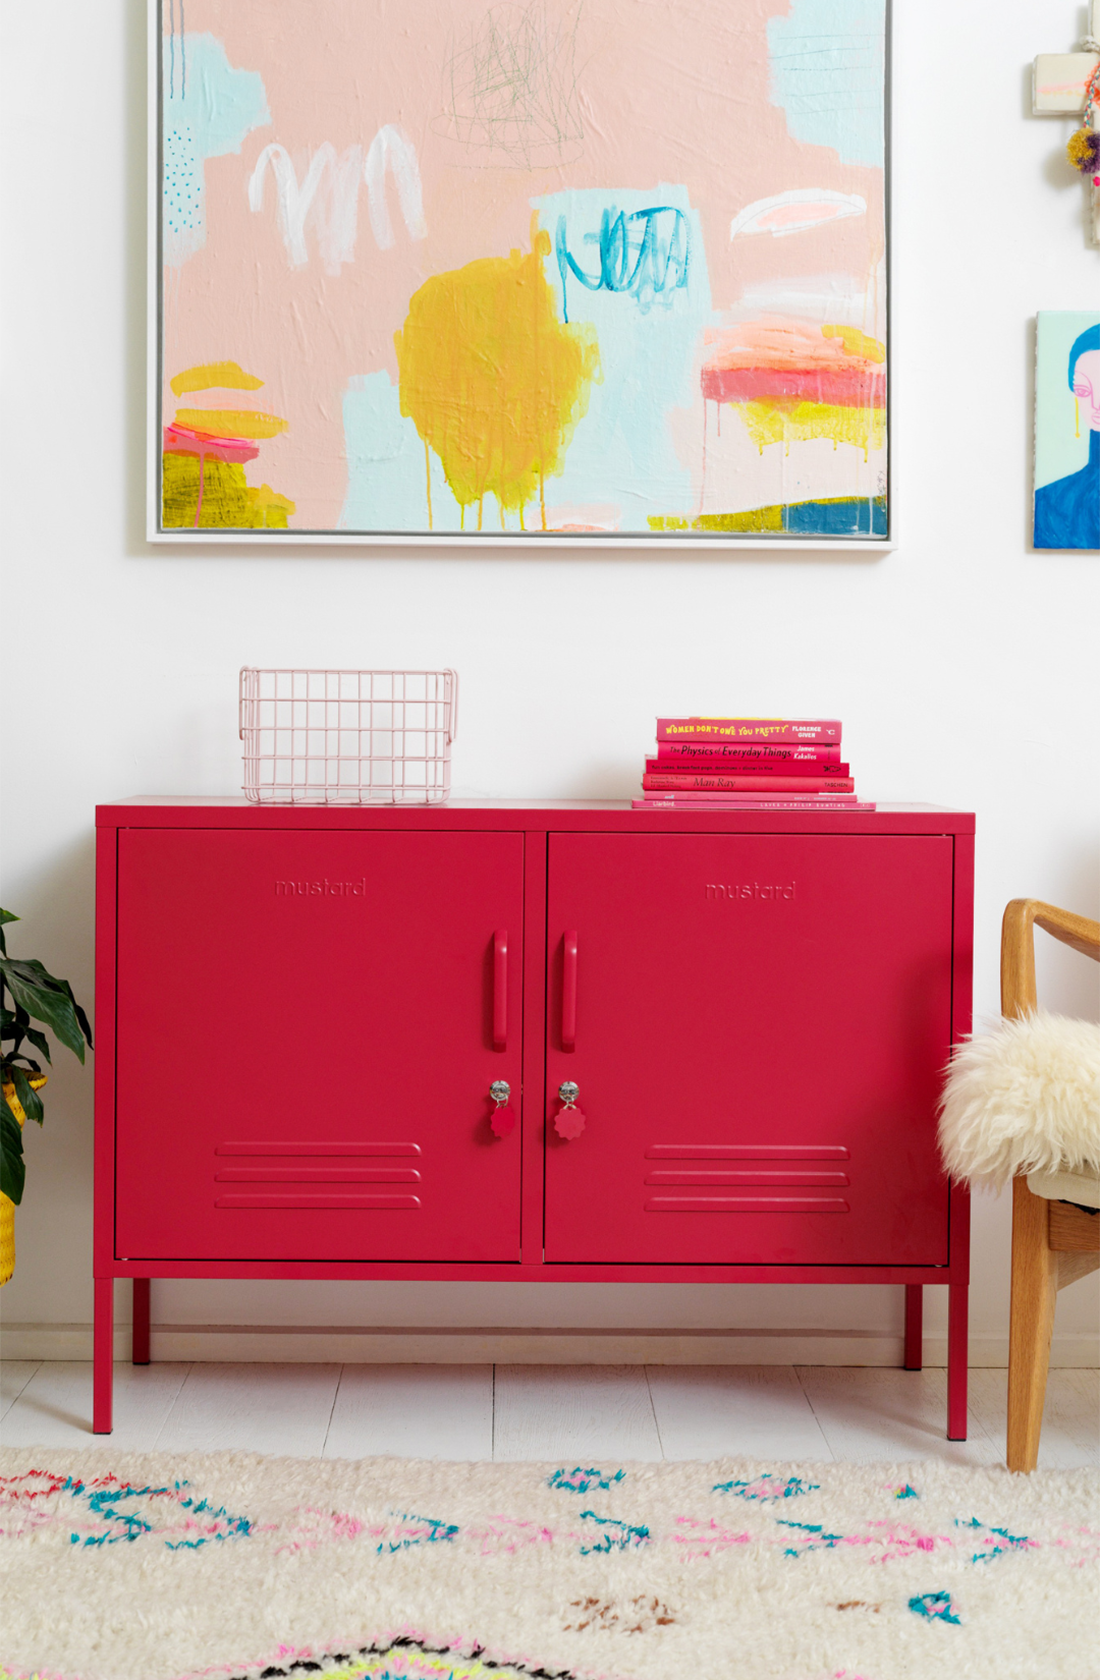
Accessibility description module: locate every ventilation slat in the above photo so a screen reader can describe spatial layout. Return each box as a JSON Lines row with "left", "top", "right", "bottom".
{"left": 215, "top": 1142, "right": 421, "bottom": 1156}
{"left": 645, "top": 1144, "right": 849, "bottom": 1160}
{"left": 215, "top": 1167, "right": 421, "bottom": 1183}
{"left": 644, "top": 1196, "right": 850, "bottom": 1214}
{"left": 215, "top": 1193, "right": 422, "bottom": 1209}
{"left": 645, "top": 1170, "right": 849, "bottom": 1186}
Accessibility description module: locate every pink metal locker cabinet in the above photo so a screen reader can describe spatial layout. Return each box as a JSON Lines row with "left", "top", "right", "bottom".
{"left": 94, "top": 801, "right": 973, "bottom": 1442}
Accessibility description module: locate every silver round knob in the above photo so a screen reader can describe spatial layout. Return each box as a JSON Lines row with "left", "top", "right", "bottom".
{"left": 558, "top": 1081, "right": 579, "bottom": 1103}
{"left": 489, "top": 1080, "right": 511, "bottom": 1103}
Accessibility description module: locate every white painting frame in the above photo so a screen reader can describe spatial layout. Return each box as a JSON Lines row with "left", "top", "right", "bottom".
{"left": 146, "top": 0, "right": 894, "bottom": 550}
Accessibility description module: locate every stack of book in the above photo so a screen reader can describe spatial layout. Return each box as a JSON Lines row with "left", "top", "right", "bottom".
{"left": 632, "top": 717, "right": 876, "bottom": 811}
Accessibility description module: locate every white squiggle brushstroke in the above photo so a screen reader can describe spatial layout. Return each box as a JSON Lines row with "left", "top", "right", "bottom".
{"left": 729, "top": 190, "right": 866, "bottom": 241}
{"left": 363, "top": 125, "right": 428, "bottom": 250}
{"left": 249, "top": 142, "right": 363, "bottom": 274}
{"left": 249, "top": 128, "right": 427, "bottom": 271}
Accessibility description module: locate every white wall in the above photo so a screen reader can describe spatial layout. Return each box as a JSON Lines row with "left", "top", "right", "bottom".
{"left": 2, "top": 0, "right": 1097, "bottom": 1365}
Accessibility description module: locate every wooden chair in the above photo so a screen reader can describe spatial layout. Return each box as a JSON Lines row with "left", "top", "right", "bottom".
{"left": 1002, "top": 900, "right": 1100, "bottom": 1472}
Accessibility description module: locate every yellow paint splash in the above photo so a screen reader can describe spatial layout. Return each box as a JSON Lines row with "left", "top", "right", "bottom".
{"left": 162, "top": 454, "right": 295, "bottom": 528}
{"left": 170, "top": 361, "right": 266, "bottom": 396}
{"left": 173, "top": 408, "right": 289, "bottom": 440}
{"left": 735, "top": 399, "right": 885, "bottom": 460}
{"left": 394, "top": 223, "right": 600, "bottom": 527}
{"left": 821, "top": 325, "right": 885, "bottom": 364}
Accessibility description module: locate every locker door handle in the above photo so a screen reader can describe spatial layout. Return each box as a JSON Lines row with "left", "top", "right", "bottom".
{"left": 562, "top": 929, "right": 578, "bottom": 1051}
{"left": 493, "top": 929, "right": 508, "bottom": 1050}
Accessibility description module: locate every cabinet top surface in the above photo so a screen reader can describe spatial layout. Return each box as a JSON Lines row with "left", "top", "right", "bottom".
{"left": 96, "top": 798, "right": 975, "bottom": 833}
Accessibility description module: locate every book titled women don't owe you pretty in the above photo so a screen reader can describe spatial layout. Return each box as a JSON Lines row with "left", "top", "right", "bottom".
{"left": 635, "top": 719, "right": 876, "bottom": 810}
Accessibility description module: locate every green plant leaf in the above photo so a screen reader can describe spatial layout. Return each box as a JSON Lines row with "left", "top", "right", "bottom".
{"left": 0, "top": 963, "right": 86, "bottom": 1061}
{"left": 0, "top": 912, "right": 20, "bottom": 926}
{"left": 0, "top": 1104, "right": 25, "bottom": 1206}
{"left": 22, "top": 1028, "right": 52, "bottom": 1063}
{"left": 8, "top": 1065, "right": 44, "bottom": 1125}
{"left": 58, "top": 980, "right": 93, "bottom": 1050}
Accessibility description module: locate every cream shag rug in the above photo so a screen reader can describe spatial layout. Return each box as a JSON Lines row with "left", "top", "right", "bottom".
{"left": 1, "top": 1447, "right": 1097, "bottom": 1680}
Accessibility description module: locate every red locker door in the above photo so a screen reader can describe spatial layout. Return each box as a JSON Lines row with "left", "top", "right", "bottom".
{"left": 115, "top": 828, "right": 524, "bottom": 1262}
{"left": 545, "top": 833, "right": 954, "bottom": 1266}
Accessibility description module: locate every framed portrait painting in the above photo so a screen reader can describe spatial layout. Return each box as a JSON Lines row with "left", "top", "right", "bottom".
{"left": 1034, "top": 311, "right": 1100, "bottom": 552}
{"left": 150, "top": 0, "right": 891, "bottom": 546}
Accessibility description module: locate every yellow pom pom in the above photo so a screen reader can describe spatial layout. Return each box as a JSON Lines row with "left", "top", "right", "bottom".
{"left": 1066, "top": 126, "right": 1100, "bottom": 175}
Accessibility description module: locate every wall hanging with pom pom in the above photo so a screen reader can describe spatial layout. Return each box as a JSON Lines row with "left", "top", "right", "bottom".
{"left": 1033, "top": 1, "right": 1100, "bottom": 246}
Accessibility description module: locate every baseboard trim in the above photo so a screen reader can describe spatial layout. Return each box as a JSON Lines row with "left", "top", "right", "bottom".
{"left": 3, "top": 1323, "right": 1097, "bottom": 1366}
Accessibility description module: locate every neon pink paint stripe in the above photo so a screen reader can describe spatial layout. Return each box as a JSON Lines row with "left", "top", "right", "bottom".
{"left": 701, "top": 366, "right": 886, "bottom": 406}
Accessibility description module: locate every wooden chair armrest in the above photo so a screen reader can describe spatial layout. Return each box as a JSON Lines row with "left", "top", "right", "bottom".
{"left": 1001, "top": 899, "right": 1100, "bottom": 1020}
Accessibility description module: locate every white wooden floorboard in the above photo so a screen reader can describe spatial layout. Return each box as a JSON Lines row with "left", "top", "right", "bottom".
{"left": 492, "top": 1365, "right": 662, "bottom": 1463}
{"left": 1034, "top": 1370, "right": 1100, "bottom": 1464}
{"left": 647, "top": 1365, "right": 834, "bottom": 1463}
{"left": 0, "top": 1362, "right": 190, "bottom": 1449}
{"left": 323, "top": 1364, "right": 493, "bottom": 1461}
{"left": 794, "top": 1367, "right": 1003, "bottom": 1466}
{"left": 0, "top": 1361, "right": 40, "bottom": 1423}
{"left": 154, "top": 1363, "right": 340, "bottom": 1457}
{"left": 966, "top": 1368, "right": 1100, "bottom": 1470}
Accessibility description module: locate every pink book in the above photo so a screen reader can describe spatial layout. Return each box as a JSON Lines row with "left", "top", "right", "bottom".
{"left": 643, "top": 772, "right": 854, "bottom": 792}
{"left": 634, "top": 798, "right": 876, "bottom": 811}
{"left": 657, "top": 717, "right": 842, "bottom": 745}
{"left": 654, "top": 741, "right": 843, "bottom": 767}
{"left": 639, "top": 791, "right": 861, "bottom": 805}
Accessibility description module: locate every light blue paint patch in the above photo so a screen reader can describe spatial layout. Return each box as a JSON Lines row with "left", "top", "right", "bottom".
{"left": 163, "top": 33, "right": 269, "bottom": 266}
{"left": 767, "top": 0, "right": 886, "bottom": 168}
{"left": 531, "top": 184, "right": 714, "bottom": 531}
{"left": 1035, "top": 311, "right": 1099, "bottom": 489}
{"left": 340, "top": 372, "right": 466, "bottom": 533}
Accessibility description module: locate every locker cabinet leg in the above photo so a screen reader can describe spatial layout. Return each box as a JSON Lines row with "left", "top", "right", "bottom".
{"left": 947, "top": 1279, "right": 969, "bottom": 1440}
{"left": 133, "top": 1278, "right": 150, "bottom": 1365}
{"left": 93, "top": 1277, "right": 114, "bottom": 1434}
{"left": 904, "top": 1284, "right": 923, "bottom": 1370}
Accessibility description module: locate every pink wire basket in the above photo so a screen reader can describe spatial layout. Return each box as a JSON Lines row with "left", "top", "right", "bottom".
{"left": 239, "top": 668, "right": 458, "bottom": 804}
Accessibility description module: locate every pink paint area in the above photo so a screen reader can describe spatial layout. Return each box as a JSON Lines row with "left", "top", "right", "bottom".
{"left": 545, "top": 503, "right": 622, "bottom": 531}
{"left": 701, "top": 318, "right": 886, "bottom": 408}
{"left": 166, "top": 1, "right": 886, "bottom": 529}
{"left": 163, "top": 423, "right": 260, "bottom": 463}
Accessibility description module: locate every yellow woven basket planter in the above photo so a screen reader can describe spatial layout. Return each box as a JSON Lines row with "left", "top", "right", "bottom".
{"left": 0, "top": 1072, "right": 47, "bottom": 1286}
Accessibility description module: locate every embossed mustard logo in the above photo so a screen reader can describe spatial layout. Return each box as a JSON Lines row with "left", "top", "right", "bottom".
{"left": 275, "top": 878, "right": 367, "bottom": 897}
{"left": 706, "top": 882, "right": 796, "bottom": 901}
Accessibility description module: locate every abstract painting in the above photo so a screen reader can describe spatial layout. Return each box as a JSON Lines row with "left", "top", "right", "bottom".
{"left": 153, "top": 0, "right": 889, "bottom": 543}
{"left": 1034, "top": 312, "right": 1100, "bottom": 551}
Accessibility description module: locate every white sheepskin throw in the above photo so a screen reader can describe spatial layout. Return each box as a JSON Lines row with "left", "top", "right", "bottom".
{"left": 938, "top": 1008, "right": 1100, "bottom": 1188}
